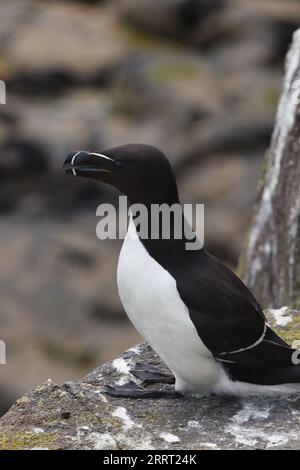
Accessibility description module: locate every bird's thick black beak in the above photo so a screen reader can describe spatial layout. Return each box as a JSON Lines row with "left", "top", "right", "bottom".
{"left": 63, "top": 151, "right": 118, "bottom": 178}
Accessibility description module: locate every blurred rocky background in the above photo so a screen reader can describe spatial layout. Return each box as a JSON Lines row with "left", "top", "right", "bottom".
{"left": 0, "top": 0, "right": 299, "bottom": 415}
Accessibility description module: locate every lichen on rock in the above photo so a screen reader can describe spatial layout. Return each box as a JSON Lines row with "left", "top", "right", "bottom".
{"left": 265, "top": 307, "right": 300, "bottom": 345}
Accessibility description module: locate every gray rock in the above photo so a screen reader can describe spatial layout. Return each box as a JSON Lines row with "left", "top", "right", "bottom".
{"left": 180, "top": 153, "right": 261, "bottom": 263}
{"left": 0, "top": 212, "right": 140, "bottom": 413}
{"left": 0, "top": 307, "right": 300, "bottom": 450}
{"left": 2, "top": 1, "right": 125, "bottom": 74}
{"left": 240, "top": 28, "right": 300, "bottom": 309}
{"left": 118, "top": 0, "right": 224, "bottom": 45}
{"left": 265, "top": 306, "right": 300, "bottom": 348}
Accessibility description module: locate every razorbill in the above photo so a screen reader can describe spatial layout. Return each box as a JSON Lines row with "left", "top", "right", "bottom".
{"left": 64, "top": 144, "right": 300, "bottom": 398}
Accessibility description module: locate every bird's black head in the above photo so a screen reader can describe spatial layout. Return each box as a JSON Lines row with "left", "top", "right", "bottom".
{"left": 63, "top": 144, "right": 179, "bottom": 206}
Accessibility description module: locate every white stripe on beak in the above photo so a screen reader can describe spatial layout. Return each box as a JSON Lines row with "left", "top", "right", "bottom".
{"left": 71, "top": 151, "right": 81, "bottom": 176}
{"left": 88, "top": 152, "right": 114, "bottom": 162}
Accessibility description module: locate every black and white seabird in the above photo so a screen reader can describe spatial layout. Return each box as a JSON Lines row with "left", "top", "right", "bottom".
{"left": 64, "top": 144, "right": 300, "bottom": 398}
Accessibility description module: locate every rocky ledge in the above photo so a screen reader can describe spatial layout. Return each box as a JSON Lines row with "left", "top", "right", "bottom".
{"left": 0, "top": 308, "right": 299, "bottom": 450}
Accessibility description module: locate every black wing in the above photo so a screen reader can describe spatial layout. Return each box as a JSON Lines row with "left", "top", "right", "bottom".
{"left": 175, "top": 250, "right": 300, "bottom": 384}
{"left": 176, "top": 250, "right": 267, "bottom": 355}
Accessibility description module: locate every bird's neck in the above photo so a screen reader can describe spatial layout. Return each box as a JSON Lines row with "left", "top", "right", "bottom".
{"left": 129, "top": 202, "right": 200, "bottom": 271}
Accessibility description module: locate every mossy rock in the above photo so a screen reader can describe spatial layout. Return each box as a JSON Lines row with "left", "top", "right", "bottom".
{"left": 0, "top": 430, "right": 58, "bottom": 450}
{"left": 265, "top": 307, "right": 300, "bottom": 346}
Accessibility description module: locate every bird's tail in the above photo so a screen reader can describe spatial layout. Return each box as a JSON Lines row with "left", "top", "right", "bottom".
{"left": 215, "top": 362, "right": 300, "bottom": 396}
{"left": 224, "top": 362, "right": 300, "bottom": 387}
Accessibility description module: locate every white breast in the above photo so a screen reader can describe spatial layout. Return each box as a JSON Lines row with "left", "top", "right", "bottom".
{"left": 117, "top": 219, "right": 222, "bottom": 394}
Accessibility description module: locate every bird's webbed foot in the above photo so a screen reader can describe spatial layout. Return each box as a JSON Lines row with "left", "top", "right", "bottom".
{"left": 104, "top": 381, "right": 181, "bottom": 399}
{"left": 130, "top": 362, "right": 175, "bottom": 386}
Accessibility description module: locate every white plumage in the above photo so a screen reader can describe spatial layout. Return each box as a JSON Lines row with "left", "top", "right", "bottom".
{"left": 117, "top": 219, "right": 300, "bottom": 396}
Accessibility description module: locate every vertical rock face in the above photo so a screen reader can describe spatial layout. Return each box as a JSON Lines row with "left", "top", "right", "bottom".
{"left": 241, "top": 29, "right": 300, "bottom": 309}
